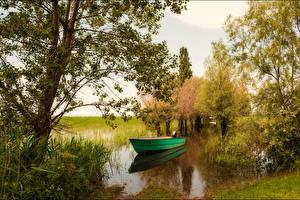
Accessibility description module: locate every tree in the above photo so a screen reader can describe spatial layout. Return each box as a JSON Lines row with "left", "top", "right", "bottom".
{"left": 175, "top": 77, "right": 202, "bottom": 134}
{"left": 225, "top": 0, "right": 300, "bottom": 168}
{"left": 0, "top": 0, "right": 187, "bottom": 165}
{"left": 225, "top": 1, "right": 300, "bottom": 116}
{"left": 176, "top": 46, "right": 192, "bottom": 134}
{"left": 178, "top": 47, "right": 192, "bottom": 85}
{"left": 139, "top": 96, "right": 173, "bottom": 136}
{"left": 195, "top": 41, "right": 250, "bottom": 136}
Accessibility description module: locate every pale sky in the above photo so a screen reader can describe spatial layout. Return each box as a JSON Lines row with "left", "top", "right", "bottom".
{"left": 69, "top": 1, "right": 249, "bottom": 116}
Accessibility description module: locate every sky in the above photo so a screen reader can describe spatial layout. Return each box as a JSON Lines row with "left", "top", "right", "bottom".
{"left": 69, "top": 1, "right": 249, "bottom": 116}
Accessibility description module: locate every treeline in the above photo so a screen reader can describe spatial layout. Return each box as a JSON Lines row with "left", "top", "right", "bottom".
{"left": 140, "top": 1, "right": 300, "bottom": 170}
{"left": 139, "top": 43, "right": 250, "bottom": 137}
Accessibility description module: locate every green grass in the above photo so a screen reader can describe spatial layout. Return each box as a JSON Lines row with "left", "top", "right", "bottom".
{"left": 60, "top": 116, "right": 146, "bottom": 131}
{"left": 213, "top": 172, "right": 300, "bottom": 199}
{"left": 57, "top": 116, "right": 154, "bottom": 147}
{"left": 135, "top": 185, "right": 183, "bottom": 200}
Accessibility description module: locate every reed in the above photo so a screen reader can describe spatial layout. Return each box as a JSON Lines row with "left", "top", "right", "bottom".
{"left": 0, "top": 133, "right": 110, "bottom": 199}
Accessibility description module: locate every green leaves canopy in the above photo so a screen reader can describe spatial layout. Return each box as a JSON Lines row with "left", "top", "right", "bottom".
{"left": 0, "top": 0, "right": 187, "bottom": 134}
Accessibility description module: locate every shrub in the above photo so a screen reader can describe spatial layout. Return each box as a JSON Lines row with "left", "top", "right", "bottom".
{"left": 203, "top": 116, "right": 265, "bottom": 168}
{"left": 263, "top": 114, "right": 300, "bottom": 170}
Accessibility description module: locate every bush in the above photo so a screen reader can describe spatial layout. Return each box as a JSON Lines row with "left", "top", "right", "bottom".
{"left": 203, "top": 116, "right": 265, "bottom": 168}
{"left": 263, "top": 114, "right": 300, "bottom": 170}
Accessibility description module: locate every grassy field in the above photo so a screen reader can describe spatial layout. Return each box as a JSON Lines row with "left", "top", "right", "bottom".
{"left": 57, "top": 116, "right": 154, "bottom": 147}
{"left": 60, "top": 116, "right": 146, "bottom": 131}
{"left": 213, "top": 172, "right": 300, "bottom": 199}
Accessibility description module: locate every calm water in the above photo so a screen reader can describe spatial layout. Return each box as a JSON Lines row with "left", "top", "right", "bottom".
{"left": 60, "top": 128, "right": 266, "bottom": 198}
{"left": 103, "top": 136, "right": 266, "bottom": 198}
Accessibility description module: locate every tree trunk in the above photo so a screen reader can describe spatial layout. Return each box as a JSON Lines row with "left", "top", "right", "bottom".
{"left": 178, "top": 119, "right": 184, "bottom": 135}
{"left": 22, "top": 121, "right": 51, "bottom": 166}
{"left": 184, "top": 119, "right": 188, "bottom": 136}
{"left": 194, "top": 115, "right": 202, "bottom": 133}
{"left": 21, "top": 1, "right": 79, "bottom": 167}
{"left": 220, "top": 117, "right": 228, "bottom": 137}
{"left": 156, "top": 122, "right": 161, "bottom": 136}
{"left": 166, "top": 119, "right": 171, "bottom": 136}
{"left": 190, "top": 119, "right": 194, "bottom": 134}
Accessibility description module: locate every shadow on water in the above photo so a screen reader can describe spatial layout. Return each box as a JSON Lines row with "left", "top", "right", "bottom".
{"left": 128, "top": 146, "right": 187, "bottom": 173}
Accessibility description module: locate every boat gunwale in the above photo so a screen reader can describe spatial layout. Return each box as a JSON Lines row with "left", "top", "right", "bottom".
{"left": 130, "top": 137, "right": 184, "bottom": 140}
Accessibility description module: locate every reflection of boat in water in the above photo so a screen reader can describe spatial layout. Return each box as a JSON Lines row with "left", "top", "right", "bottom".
{"left": 129, "top": 137, "right": 186, "bottom": 153}
{"left": 128, "top": 146, "right": 187, "bottom": 173}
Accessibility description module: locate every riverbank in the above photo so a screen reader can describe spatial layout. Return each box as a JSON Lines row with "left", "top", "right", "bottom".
{"left": 212, "top": 172, "right": 300, "bottom": 199}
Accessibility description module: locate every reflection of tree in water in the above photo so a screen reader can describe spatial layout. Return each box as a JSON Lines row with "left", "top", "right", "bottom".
{"left": 139, "top": 159, "right": 181, "bottom": 188}
{"left": 177, "top": 136, "right": 202, "bottom": 195}
{"left": 180, "top": 165, "right": 194, "bottom": 195}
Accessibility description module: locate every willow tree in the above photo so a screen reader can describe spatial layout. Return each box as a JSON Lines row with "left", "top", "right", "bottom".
{"left": 225, "top": 0, "right": 300, "bottom": 168}
{"left": 0, "top": 0, "right": 187, "bottom": 165}
{"left": 195, "top": 41, "right": 250, "bottom": 136}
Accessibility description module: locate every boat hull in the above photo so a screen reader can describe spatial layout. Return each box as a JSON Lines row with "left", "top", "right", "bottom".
{"left": 129, "top": 137, "right": 186, "bottom": 153}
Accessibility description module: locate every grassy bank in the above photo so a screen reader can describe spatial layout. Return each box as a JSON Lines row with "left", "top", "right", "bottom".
{"left": 135, "top": 185, "right": 183, "bottom": 200}
{"left": 213, "top": 172, "right": 300, "bottom": 199}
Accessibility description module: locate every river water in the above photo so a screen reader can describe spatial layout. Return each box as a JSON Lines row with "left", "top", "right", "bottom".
{"left": 102, "top": 136, "right": 266, "bottom": 198}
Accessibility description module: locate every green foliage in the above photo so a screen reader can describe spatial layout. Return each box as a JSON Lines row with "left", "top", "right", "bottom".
{"left": 0, "top": 133, "right": 110, "bottom": 200}
{"left": 203, "top": 116, "right": 264, "bottom": 167}
{"left": 0, "top": 0, "right": 187, "bottom": 164}
{"left": 213, "top": 172, "right": 300, "bottom": 199}
{"left": 263, "top": 114, "right": 300, "bottom": 170}
{"left": 195, "top": 41, "right": 250, "bottom": 128}
{"left": 178, "top": 47, "right": 193, "bottom": 85}
{"left": 224, "top": 0, "right": 300, "bottom": 170}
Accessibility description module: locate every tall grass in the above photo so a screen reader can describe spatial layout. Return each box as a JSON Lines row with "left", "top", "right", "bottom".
{"left": 0, "top": 132, "right": 110, "bottom": 199}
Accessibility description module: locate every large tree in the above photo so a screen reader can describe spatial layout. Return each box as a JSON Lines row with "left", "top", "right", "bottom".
{"left": 225, "top": 0, "right": 300, "bottom": 116}
{"left": 195, "top": 41, "right": 250, "bottom": 136}
{"left": 0, "top": 0, "right": 187, "bottom": 165}
{"left": 225, "top": 0, "right": 300, "bottom": 168}
{"left": 176, "top": 46, "right": 192, "bottom": 134}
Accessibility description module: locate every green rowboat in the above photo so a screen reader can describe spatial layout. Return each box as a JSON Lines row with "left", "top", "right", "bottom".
{"left": 129, "top": 146, "right": 187, "bottom": 173}
{"left": 129, "top": 137, "right": 186, "bottom": 153}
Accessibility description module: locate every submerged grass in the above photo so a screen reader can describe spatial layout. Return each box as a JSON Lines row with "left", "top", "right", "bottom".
{"left": 213, "top": 172, "right": 300, "bottom": 199}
